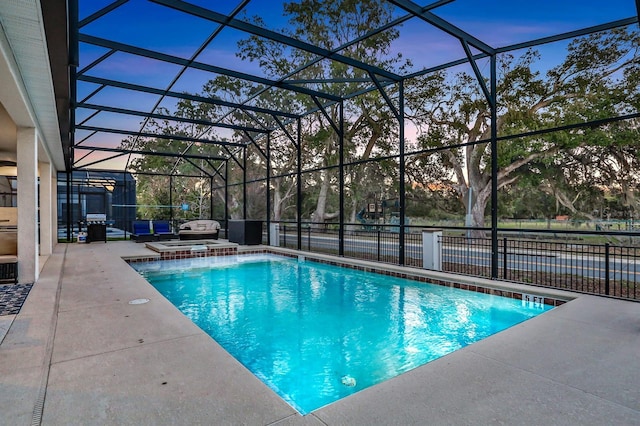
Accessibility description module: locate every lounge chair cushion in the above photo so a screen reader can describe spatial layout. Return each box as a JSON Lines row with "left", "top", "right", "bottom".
{"left": 132, "top": 221, "right": 152, "bottom": 235}
{"left": 131, "top": 220, "right": 156, "bottom": 242}
{"left": 153, "top": 221, "right": 172, "bottom": 234}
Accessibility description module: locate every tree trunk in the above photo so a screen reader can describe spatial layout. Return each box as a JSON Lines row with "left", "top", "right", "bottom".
{"left": 311, "top": 169, "right": 331, "bottom": 227}
{"left": 215, "top": 190, "right": 241, "bottom": 219}
{"left": 346, "top": 197, "right": 358, "bottom": 231}
{"left": 273, "top": 186, "right": 282, "bottom": 222}
{"left": 470, "top": 185, "right": 491, "bottom": 236}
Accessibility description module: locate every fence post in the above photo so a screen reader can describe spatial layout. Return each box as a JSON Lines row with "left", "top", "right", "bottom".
{"left": 605, "top": 243, "right": 610, "bottom": 295}
{"left": 503, "top": 237, "right": 508, "bottom": 280}
{"left": 377, "top": 229, "right": 381, "bottom": 262}
{"left": 422, "top": 229, "right": 442, "bottom": 271}
{"left": 269, "top": 223, "right": 280, "bottom": 246}
{"left": 308, "top": 226, "right": 311, "bottom": 250}
{"left": 283, "top": 224, "right": 287, "bottom": 247}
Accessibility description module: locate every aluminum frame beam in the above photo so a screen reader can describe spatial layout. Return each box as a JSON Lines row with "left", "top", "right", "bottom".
{"left": 78, "top": 33, "right": 343, "bottom": 102}
{"left": 404, "top": 17, "right": 638, "bottom": 81}
{"left": 184, "top": 157, "right": 214, "bottom": 177}
{"left": 494, "top": 17, "right": 638, "bottom": 53}
{"left": 74, "top": 145, "right": 227, "bottom": 161}
{"left": 272, "top": 116, "right": 298, "bottom": 147}
{"left": 76, "top": 151, "right": 127, "bottom": 169}
{"left": 195, "top": 0, "right": 454, "bottom": 135}
{"left": 78, "top": 0, "right": 128, "bottom": 27}
{"left": 75, "top": 125, "right": 246, "bottom": 148}
{"left": 461, "top": 40, "right": 494, "bottom": 107}
{"left": 77, "top": 102, "right": 268, "bottom": 134}
{"left": 73, "top": 167, "right": 212, "bottom": 179}
{"left": 368, "top": 72, "right": 399, "bottom": 119}
{"left": 153, "top": 0, "right": 401, "bottom": 82}
{"left": 76, "top": 75, "right": 300, "bottom": 119}
{"left": 386, "top": 0, "right": 495, "bottom": 54}
{"left": 124, "top": 0, "right": 252, "bottom": 172}
{"left": 311, "top": 97, "right": 340, "bottom": 135}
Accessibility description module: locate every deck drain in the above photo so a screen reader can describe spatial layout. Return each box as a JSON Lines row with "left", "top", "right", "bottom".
{"left": 128, "top": 298, "right": 150, "bottom": 305}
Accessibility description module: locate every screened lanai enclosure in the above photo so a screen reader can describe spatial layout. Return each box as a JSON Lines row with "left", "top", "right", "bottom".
{"left": 60, "top": 0, "right": 640, "bottom": 299}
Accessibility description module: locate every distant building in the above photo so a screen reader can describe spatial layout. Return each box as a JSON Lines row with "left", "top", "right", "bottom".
{"left": 57, "top": 171, "right": 136, "bottom": 237}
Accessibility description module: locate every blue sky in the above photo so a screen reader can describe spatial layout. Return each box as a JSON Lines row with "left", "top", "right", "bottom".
{"left": 74, "top": 0, "right": 639, "bottom": 169}
{"left": 77, "top": 0, "right": 638, "bottom": 93}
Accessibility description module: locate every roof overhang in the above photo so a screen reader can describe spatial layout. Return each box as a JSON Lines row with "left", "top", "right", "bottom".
{"left": 0, "top": 0, "right": 67, "bottom": 171}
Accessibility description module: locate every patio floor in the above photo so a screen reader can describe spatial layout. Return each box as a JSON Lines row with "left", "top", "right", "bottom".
{"left": 1, "top": 241, "right": 639, "bottom": 425}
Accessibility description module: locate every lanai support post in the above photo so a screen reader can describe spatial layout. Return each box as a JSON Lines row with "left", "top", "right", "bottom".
{"left": 399, "top": 79, "right": 406, "bottom": 266}
{"left": 490, "top": 54, "right": 499, "bottom": 278}
{"left": 266, "top": 133, "right": 271, "bottom": 245}
{"left": 367, "top": 71, "right": 404, "bottom": 265}
{"left": 209, "top": 175, "right": 213, "bottom": 220}
{"left": 243, "top": 146, "right": 247, "bottom": 220}
{"left": 461, "top": 38, "right": 499, "bottom": 278}
{"left": 169, "top": 175, "right": 173, "bottom": 223}
{"left": 123, "top": 174, "right": 127, "bottom": 238}
{"left": 297, "top": 118, "right": 302, "bottom": 250}
{"left": 224, "top": 161, "right": 229, "bottom": 236}
{"left": 67, "top": 0, "right": 78, "bottom": 242}
{"left": 338, "top": 100, "right": 345, "bottom": 257}
{"left": 66, "top": 170, "right": 72, "bottom": 241}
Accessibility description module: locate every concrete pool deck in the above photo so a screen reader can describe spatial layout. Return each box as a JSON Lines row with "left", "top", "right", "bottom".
{"left": 1, "top": 241, "right": 639, "bottom": 425}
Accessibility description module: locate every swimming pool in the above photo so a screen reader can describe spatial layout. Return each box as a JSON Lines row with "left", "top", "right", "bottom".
{"left": 132, "top": 254, "right": 553, "bottom": 414}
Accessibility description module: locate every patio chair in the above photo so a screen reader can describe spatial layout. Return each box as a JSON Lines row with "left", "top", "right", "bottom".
{"left": 131, "top": 220, "right": 156, "bottom": 242}
{"left": 153, "top": 220, "right": 176, "bottom": 240}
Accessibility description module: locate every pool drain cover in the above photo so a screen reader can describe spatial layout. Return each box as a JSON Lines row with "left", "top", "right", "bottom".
{"left": 128, "top": 298, "right": 150, "bottom": 305}
{"left": 341, "top": 375, "right": 356, "bottom": 387}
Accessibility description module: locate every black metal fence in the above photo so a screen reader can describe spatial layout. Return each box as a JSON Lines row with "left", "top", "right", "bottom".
{"left": 441, "top": 236, "right": 639, "bottom": 300}
{"left": 270, "top": 222, "right": 639, "bottom": 301}
{"left": 278, "top": 223, "right": 412, "bottom": 263}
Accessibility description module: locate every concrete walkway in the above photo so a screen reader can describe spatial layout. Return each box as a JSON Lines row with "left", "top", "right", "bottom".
{"left": 1, "top": 241, "right": 639, "bottom": 425}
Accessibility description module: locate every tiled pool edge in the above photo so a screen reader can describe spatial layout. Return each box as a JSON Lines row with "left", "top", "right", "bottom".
{"left": 123, "top": 247, "right": 238, "bottom": 262}
{"left": 256, "top": 247, "right": 570, "bottom": 307}
{"left": 124, "top": 244, "right": 572, "bottom": 307}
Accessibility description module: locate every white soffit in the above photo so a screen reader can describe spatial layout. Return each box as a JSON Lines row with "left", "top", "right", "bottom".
{"left": 0, "top": 0, "right": 64, "bottom": 170}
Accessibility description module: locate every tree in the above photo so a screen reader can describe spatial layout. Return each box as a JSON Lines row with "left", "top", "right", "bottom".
{"left": 119, "top": 104, "right": 229, "bottom": 220}
{"left": 206, "top": 0, "right": 407, "bottom": 226}
{"left": 406, "top": 27, "right": 640, "bottom": 228}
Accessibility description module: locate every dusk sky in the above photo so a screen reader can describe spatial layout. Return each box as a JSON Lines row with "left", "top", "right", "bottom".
{"left": 74, "top": 0, "right": 639, "bottom": 168}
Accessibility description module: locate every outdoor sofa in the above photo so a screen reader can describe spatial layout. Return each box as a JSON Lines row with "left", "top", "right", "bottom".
{"left": 178, "top": 220, "right": 221, "bottom": 240}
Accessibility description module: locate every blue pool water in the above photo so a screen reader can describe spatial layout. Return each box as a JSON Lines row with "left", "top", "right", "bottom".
{"left": 132, "top": 254, "right": 552, "bottom": 414}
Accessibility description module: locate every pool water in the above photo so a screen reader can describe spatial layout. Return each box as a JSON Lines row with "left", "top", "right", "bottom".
{"left": 132, "top": 254, "right": 553, "bottom": 414}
